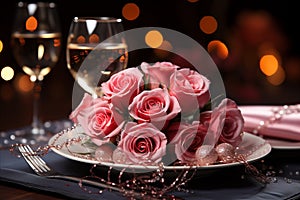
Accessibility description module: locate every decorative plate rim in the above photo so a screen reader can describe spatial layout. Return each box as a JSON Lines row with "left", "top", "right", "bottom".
{"left": 48, "top": 127, "right": 272, "bottom": 171}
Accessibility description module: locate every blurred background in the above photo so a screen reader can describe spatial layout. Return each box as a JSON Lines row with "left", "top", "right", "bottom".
{"left": 1, "top": 0, "right": 300, "bottom": 131}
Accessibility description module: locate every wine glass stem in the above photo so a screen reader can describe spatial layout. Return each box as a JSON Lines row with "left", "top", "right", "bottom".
{"left": 32, "top": 79, "right": 42, "bottom": 135}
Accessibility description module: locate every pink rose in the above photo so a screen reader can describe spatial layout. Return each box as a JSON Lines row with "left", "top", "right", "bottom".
{"left": 128, "top": 88, "right": 181, "bottom": 130}
{"left": 141, "top": 61, "right": 179, "bottom": 88}
{"left": 164, "top": 121, "right": 191, "bottom": 165}
{"left": 216, "top": 98, "right": 244, "bottom": 147}
{"left": 69, "top": 93, "right": 93, "bottom": 124}
{"left": 165, "top": 121, "right": 190, "bottom": 143}
{"left": 101, "top": 67, "right": 144, "bottom": 115}
{"left": 198, "top": 111, "right": 220, "bottom": 146}
{"left": 199, "top": 111, "right": 213, "bottom": 127}
{"left": 118, "top": 122, "right": 167, "bottom": 164}
{"left": 69, "top": 93, "right": 122, "bottom": 146}
{"left": 197, "top": 99, "right": 244, "bottom": 147}
{"left": 170, "top": 68, "right": 211, "bottom": 115}
{"left": 172, "top": 121, "right": 208, "bottom": 163}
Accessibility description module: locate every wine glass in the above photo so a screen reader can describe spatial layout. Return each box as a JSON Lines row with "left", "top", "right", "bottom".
{"left": 66, "top": 17, "right": 128, "bottom": 98}
{"left": 10, "top": 2, "right": 62, "bottom": 144}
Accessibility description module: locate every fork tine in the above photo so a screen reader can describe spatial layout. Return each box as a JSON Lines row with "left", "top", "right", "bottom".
{"left": 17, "top": 146, "right": 151, "bottom": 198}
{"left": 18, "top": 145, "right": 41, "bottom": 174}
{"left": 23, "top": 145, "right": 51, "bottom": 172}
{"left": 18, "top": 145, "right": 48, "bottom": 173}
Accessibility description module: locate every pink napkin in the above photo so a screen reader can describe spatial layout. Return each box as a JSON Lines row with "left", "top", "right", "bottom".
{"left": 238, "top": 104, "right": 300, "bottom": 141}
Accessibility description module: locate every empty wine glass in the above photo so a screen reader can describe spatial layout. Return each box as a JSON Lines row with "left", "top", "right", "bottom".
{"left": 10, "top": 2, "right": 62, "bottom": 144}
{"left": 66, "top": 17, "right": 128, "bottom": 98}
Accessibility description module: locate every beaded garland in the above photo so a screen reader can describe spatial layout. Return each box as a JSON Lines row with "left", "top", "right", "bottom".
{"left": 9, "top": 124, "right": 272, "bottom": 199}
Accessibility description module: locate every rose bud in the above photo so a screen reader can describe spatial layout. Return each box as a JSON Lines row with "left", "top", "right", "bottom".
{"left": 195, "top": 145, "right": 218, "bottom": 166}
{"left": 215, "top": 143, "right": 235, "bottom": 163}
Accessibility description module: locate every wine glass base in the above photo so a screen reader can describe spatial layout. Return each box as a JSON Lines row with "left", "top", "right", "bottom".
{"left": 12, "top": 128, "right": 53, "bottom": 147}
{"left": 0, "top": 130, "right": 47, "bottom": 149}
{"left": 31, "top": 127, "right": 45, "bottom": 135}
{"left": 0, "top": 120, "right": 74, "bottom": 149}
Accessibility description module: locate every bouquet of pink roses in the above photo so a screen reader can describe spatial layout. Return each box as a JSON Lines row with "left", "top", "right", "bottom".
{"left": 69, "top": 61, "right": 244, "bottom": 166}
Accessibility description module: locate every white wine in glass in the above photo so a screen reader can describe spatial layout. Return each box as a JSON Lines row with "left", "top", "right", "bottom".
{"left": 10, "top": 2, "right": 62, "bottom": 144}
{"left": 66, "top": 17, "right": 128, "bottom": 97}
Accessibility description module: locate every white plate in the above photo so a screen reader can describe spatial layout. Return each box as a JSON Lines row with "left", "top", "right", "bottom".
{"left": 265, "top": 138, "right": 300, "bottom": 150}
{"left": 48, "top": 126, "right": 272, "bottom": 171}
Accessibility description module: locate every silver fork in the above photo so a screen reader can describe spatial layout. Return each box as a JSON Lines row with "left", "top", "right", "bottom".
{"left": 17, "top": 144, "right": 146, "bottom": 198}
{"left": 18, "top": 145, "right": 175, "bottom": 199}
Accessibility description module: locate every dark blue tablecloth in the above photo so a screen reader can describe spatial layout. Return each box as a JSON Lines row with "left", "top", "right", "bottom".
{"left": 1, "top": 121, "right": 300, "bottom": 200}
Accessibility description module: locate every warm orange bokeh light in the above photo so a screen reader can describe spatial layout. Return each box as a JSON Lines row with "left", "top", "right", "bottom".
{"left": 154, "top": 40, "right": 173, "bottom": 58}
{"left": 207, "top": 40, "right": 229, "bottom": 60}
{"left": 145, "top": 30, "right": 163, "bottom": 48}
{"left": 260, "top": 54, "right": 278, "bottom": 76}
{"left": 26, "top": 16, "right": 38, "bottom": 32}
{"left": 122, "top": 3, "right": 140, "bottom": 21}
{"left": 187, "top": 0, "right": 199, "bottom": 2}
{"left": 89, "top": 34, "right": 100, "bottom": 43}
{"left": 0, "top": 40, "right": 3, "bottom": 53}
{"left": 15, "top": 74, "right": 34, "bottom": 93}
{"left": 267, "top": 65, "right": 285, "bottom": 86}
{"left": 77, "top": 35, "right": 86, "bottom": 43}
{"left": 199, "top": 16, "right": 218, "bottom": 34}
{"left": 159, "top": 40, "right": 173, "bottom": 51}
{"left": 54, "top": 38, "right": 61, "bottom": 47}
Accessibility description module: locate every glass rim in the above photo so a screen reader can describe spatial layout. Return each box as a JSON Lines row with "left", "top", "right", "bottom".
{"left": 73, "top": 17, "right": 122, "bottom": 23}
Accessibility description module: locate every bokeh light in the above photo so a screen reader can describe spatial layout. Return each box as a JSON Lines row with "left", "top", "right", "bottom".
{"left": 259, "top": 54, "right": 279, "bottom": 76}
{"left": 1, "top": 66, "right": 14, "bottom": 81}
{"left": 89, "top": 34, "right": 100, "bottom": 43}
{"left": 14, "top": 74, "right": 34, "bottom": 93}
{"left": 159, "top": 40, "right": 173, "bottom": 51}
{"left": 207, "top": 40, "right": 228, "bottom": 60}
{"left": 54, "top": 38, "right": 61, "bottom": 47}
{"left": 77, "top": 35, "right": 86, "bottom": 43}
{"left": 38, "top": 44, "right": 44, "bottom": 60}
{"left": 0, "top": 40, "right": 3, "bottom": 53}
{"left": 266, "top": 65, "right": 285, "bottom": 86}
{"left": 145, "top": 30, "right": 163, "bottom": 48}
{"left": 26, "top": 16, "right": 38, "bottom": 32}
{"left": 122, "top": 3, "right": 140, "bottom": 21}
{"left": 154, "top": 40, "right": 173, "bottom": 58}
{"left": 199, "top": 16, "right": 218, "bottom": 34}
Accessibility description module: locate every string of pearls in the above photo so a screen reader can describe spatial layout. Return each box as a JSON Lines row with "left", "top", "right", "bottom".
{"left": 252, "top": 104, "right": 300, "bottom": 135}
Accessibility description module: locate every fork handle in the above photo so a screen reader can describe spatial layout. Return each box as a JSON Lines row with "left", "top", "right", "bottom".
{"left": 49, "top": 175, "right": 162, "bottom": 199}
{"left": 50, "top": 174, "right": 122, "bottom": 192}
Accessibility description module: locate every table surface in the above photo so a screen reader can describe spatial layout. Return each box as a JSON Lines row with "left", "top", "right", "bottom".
{"left": 1, "top": 148, "right": 300, "bottom": 200}
{"left": 1, "top": 121, "right": 300, "bottom": 200}
{"left": 0, "top": 120, "right": 73, "bottom": 200}
{"left": 0, "top": 183, "right": 65, "bottom": 200}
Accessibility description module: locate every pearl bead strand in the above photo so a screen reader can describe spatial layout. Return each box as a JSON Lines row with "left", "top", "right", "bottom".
{"left": 252, "top": 104, "right": 300, "bottom": 135}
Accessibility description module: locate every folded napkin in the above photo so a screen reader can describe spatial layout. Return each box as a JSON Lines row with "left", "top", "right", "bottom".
{"left": 238, "top": 104, "right": 300, "bottom": 141}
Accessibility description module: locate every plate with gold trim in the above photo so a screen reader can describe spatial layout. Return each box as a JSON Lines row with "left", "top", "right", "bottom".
{"left": 48, "top": 125, "right": 272, "bottom": 171}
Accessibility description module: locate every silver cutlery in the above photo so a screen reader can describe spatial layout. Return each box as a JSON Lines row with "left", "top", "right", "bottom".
{"left": 17, "top": 144, "right": 152, "bottom": 199}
